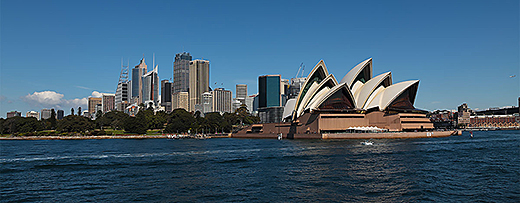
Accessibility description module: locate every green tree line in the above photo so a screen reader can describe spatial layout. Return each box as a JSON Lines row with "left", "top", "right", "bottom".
{"left": 0, "top": 107, "right": 259, "bottom": 135}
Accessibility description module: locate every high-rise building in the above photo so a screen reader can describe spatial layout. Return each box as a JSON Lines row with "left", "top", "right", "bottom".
{"left": 88, "top": 97, "right": 102, "bottom": 115}
{"left": 212, "top": 88, "right": 232, "bottom": 114}
{"left": 189, "top": 59, "right": 210, "bottom": 112}
{"left": 161, "top": 80, "right": 173, "bottom": 112}
{"left": 26, "top": 111, "right": 40, "bottom": 120}
{"left": 245, "top": 94, "right": 256, "bottom": 114}
{"left": 6, "top": 111, "right": 21, "bottom": 118}
{"left": 116, "top": 60, "right": 130, "bottom": 111}
{"left": 236, "top": 84, "right": 247, "bottom": 104}
{"left": 142, "top": 65, "right": 159, "bottom": 106}
{"left": 57, "top": 110, "right": 64, "bottom": 120}
{"left": 172, "top": 92, "right": 189, "bottom": 111}
{"left": 173, "top": 52, "right": 192, "bottom": 93}
{"left": 115, "top": 82, "right": 130, "bottom": 110}
{"left": 232, "top": 98, "right": 242, "bottom": 112}
{"left": 131, "top": 58, "right": 147, "bottom": 104}
{"left": 41, "top": 109, "right": 52, "bottom": 120}
{"left": 258, "top": 75, "right": 281, "bottom": 108}
{"left": 102, "top": 94, "right": 116, "bottom": 113}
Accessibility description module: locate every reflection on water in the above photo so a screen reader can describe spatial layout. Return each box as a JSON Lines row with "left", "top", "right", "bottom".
{"left": 1, "top": 131, "right": 519, "bottom": 202}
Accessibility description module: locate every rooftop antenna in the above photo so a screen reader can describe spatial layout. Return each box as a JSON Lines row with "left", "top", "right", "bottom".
{"left": 118, "top": 57, "right": 129, "bottom": 83}
{"left": 153, "top": 52, "right": 155, "bottom": 70}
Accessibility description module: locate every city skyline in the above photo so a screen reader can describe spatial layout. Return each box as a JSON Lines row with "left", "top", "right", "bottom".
{"left": 1, "top": 0, "right": 519, "bottom": 117}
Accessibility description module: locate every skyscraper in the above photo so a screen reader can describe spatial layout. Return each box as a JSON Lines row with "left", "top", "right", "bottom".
{"left": 116, "top": 61, "right": 130, "bottom": 111}
{"left": 161, "top": 80, "right": 173, "bottom": 112}
{"left": 173, "top": 52, "right": 192, "bottom": 93}
{"left": 115, "top": 82, "right": 129, "bottom": 111}
{"left": 258, "top": 75, "right": 281, "bottom": 108}
{"left": 236, "top": 84, "right": 247, "bottom": 104}
{"left": 142, "top": 65, "right": 159, "bottom": 106}
{"left": 131, "top": 58, "right": 147, "bottom": 104}
{"left": 57, "top": 110, "right": 64, "bottom": 120}
{"left": 189, "top": 59, "right": 210, "bottom": 112}
{"left": 172, "top": 92, "right": 189, "bottom": 111}
{"left": 26, "top": 111, "right": 40, "bottom": 120}
{"left": 102, "top": 94, "right": 116, "bottom": 113}
{"left": 88, "top": 97, "right": 102, "bottom": 115}
{"left": 6, "top": 111, "right": 21, "bottom": 118}
{"left": 212, "top": 88, "right": 232, "bottom": 114}
{"left": 41, "top": 109, "right": 52, "bottom": 120}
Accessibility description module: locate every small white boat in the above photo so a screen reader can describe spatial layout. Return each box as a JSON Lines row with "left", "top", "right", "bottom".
{"left": 361, "top": 140, "right": 373, "bottom": 145}
{"left": 277, "top": 133, "right": 282, "bottom": 140}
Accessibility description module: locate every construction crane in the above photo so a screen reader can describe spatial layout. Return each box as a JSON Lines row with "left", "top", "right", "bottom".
{"left": 295, "top": 62, "right": 305, "bottom": 78}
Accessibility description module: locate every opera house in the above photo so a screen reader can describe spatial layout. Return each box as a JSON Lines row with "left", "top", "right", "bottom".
{"left": 234, "top": 58, "right": 459, "bottom": 139}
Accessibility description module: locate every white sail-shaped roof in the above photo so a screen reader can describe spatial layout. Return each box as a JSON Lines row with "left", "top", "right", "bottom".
{"left": 313, "top": 83, "right": 356, "bottom": 110}
{"left": 296, "top": 74, "right": 338, "bottom": 117}
{"left": 283, "top": 98, "right": 297, "bottom": 120}
{"left": 294, "top": 60, "right": 329, "bottom": 112}
{"left": 305, "top": 86, "right": 331, "bottom": 111}
{"left": 354, "top": 72, "right": 392, "bottom": 109}
{"left": 340, "top": 58, "right": 372, "bottom": 88}
{"left": 364, "top": 80, "right": 419, "bottom": 111}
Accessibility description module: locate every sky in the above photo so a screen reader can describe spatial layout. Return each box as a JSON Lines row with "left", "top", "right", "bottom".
{"left": 1, "top": 0, "right": 519, "bottom": 117}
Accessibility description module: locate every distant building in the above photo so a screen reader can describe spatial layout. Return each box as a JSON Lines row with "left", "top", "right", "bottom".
{"left": 236, "top": 84, "right": 247, "bottom": 104}
{"left": 161, "top": 80, "right": 173, "bottom": 112}
{"left": 232, "top": 98, "right": 242, "bottom": 113}
{"left": 125, "top": 104, "right": 139, "bottom": 117}
{"left": 258, "top": 75, "right": 281, "bottom": 108}
{"left": 281, "top": 78, "right": 290, "bottom": 106}
{"left": 469, "top": 115, "right": 520, "bottom": 129}
{"left": 202, "top": 92, "right": 213, "bottom": 113}
{"left": 173, "top": 52, "right": 192, "bottom": 93}
{"left": 132, "top": 58, "right": 147, "bottom": 104}
{"left": 115, "top": 82, "right": 130, "bottom": 111}
{"left": 258, "top": 107, "right": 284, "bottom": 123}
{"left": 245, "top": 94, "right": 256, "bottom": 114}
{"left": 189, "top": 59, "right": 210, "bottom": 112}
{"left": 142, "top": 65, "right": 159, "bottom": 106}
{"left": 95, "top": 104, "right": 103, "bottom": 117}
{"left": 288, "top": 77, "right": 306, "bottom": 99}
{"left": 41, "top": 109, "right": 52, "bottom": 120}
{"left": 88, "top": 97, "right": 102, "bottom": 116}
{"left": 6, "top": 111, "right": 21, "bottom": 118}
{"left": 102, "top": 94, "right": 116, "bottom": 113}
{"left": 26, "top": 111, "right": 40, "bottom": 120}
{"left": 457, "top": 103, "right": 471, "bottom": 127}
{"left": 57, "top": 110, "right": 64, "bottom": 120}
{"left": 212, "top": 88, "right": 232, "bottom": 114}
{"left": 172, "top": 92, "right": 189, "bottom": 111}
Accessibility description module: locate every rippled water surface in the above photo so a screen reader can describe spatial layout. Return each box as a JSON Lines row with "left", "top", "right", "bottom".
{"left": 1, "top": 131, "right": 519, "bottom": 202}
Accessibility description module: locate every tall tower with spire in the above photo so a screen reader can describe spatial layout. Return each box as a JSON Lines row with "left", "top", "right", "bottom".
{"left": 142, "top": 65, "right": 159, "bottom": 106}
{"left": 132, "top": 58, "right": 147, "bottom": 104}
{"left": 116, "top": 58, "right": 130, "bottom": 110}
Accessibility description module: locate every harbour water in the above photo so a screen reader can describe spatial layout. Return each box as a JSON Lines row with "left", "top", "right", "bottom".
{"left": 1, "top": 131, "right": 519, "bottom": 202}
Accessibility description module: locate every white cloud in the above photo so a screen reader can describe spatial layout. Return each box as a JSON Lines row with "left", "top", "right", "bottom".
{"left": 23, "top": 90, "right": 98, "bottom": 110}
{"left": 24, "top": 91, "right": 64, "bottom": 106}
{"left": 90, "top": 91, "right": 103, "bottom": 98}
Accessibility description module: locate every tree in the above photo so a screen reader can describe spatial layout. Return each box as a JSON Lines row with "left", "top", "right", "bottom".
{"left": 78, "top": 107, "right": 82, "bottom": 116}
{"left": 164, "top": 109, "right": 195, "bottom": 133}
{"left": 95, "top": 110, "right": 103, "bottom": 120}
{"left": 71, "top": 108, "right": 74, "bottom": 115}
{"left": 49, "top": 109, "right": 57, "bottom": 129}
{"left": 57, "top": 115, "right": 94, "bottom": 133}
{"left": 123, "top": 114, "right": 148, "bottom": 134}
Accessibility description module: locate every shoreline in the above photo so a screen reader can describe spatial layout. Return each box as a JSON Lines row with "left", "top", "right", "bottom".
{"left": 0, "top": 131, "right": 461, "bottom": 140}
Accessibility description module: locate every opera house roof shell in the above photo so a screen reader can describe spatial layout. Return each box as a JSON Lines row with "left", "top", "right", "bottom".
{"left": 286, "top": 58, "right": 422, "bottom": 120}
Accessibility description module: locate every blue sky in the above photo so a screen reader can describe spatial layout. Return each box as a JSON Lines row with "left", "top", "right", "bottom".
{"left": 1, "top": 0, "right": 519, "bottom": 117}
